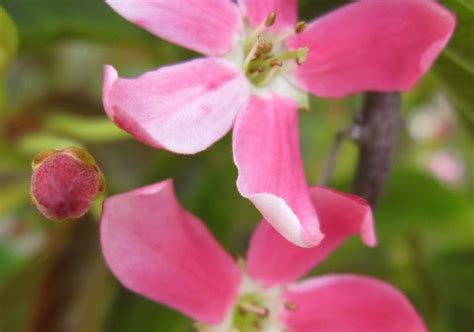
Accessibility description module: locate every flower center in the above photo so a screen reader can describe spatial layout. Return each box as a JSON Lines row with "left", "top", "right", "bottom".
{"left": 196, "top": 274, "right": 298, "bottom": 332}
{"left": 242, "top": 11, "right": 308, "bottom": 87}
{"left": 232, "top": 294, "right": 270, "bottom": 331}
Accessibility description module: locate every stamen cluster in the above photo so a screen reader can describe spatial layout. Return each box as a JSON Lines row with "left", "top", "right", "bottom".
{"left": 243, "top": 11, "right": 308, "bottom": 87}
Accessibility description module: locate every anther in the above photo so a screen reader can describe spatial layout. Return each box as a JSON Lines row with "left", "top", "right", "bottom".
{"left": 238, "top": 302, "right": 270, "bottom": 318}
{"left": 265, "top": 11, "right": 277, "bottom": 27}
{"left": 269, "top": 58, "right": 283, "bottom": 67}
{"left": 256, "top": 42, "right": 273, "bottom": 56}
{"left": 294, "top": 21, "right": 308, "bottom": 34}
{"left": 243, "top": 36, "right": 265, "bottom": 69}
{"left": 295, "top": 47, "right": 308, "bottom": 65}
{"left": 257, "top": 36, "right": 266, "bottom": 48}
{"left": 253, "top": 320, "right": 263, "bottom": 329}
{"left": 284, "top": 302, "right": 298, "bottom": 311}
{"left": 249, "top": 66, "right": 264, "bottom": 74}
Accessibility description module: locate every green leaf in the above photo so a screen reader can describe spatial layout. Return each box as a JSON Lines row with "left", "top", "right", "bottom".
{"left": 0, "top": 6, "right": 18, "bottom": 73}
{"left": 434, "top": 0, "right": 474, "bottom": 132}
{"left": 17, "top": 133, "right": 81, "bottom": 157}
{"left": 0, "top": 182, "right": 30, "bottom": 217}
{"left": 44, "top": 113, "right": 129, "bottom": 143}
{"left": 430, "top": 248, "right": 474, "bottom": 332}
{"left": 0, "top": 6, "right": 18, "bottom": 109}
{"left": 375, "top": 168, "right": 473, "bottom": 246}
{"left": 1, "top": 0, "right": 154, "bottom": 49}
{"left": 105, "top": 288, "right": 189, "bottom": 332}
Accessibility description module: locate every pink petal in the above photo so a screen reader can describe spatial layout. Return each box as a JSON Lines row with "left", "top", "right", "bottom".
{"left": 281, "top": 275, "right": 427, "bottom": 332}
{"left": 238, "top": 0, "right": 297, "bottom": 31}
{"left": 247, "top": 187, "right": 375, "bottom": 287}
{"left": 100, "top": 180, "right": 241, "bottom": 324}
{"left": 286, "top": 0, "right": 455, "bottom": 97}
{"left": 105, "top": 0, "right": 242, "bottom": 55}
{"left": 233, "top": 95, "right": 323, "bottom": 248}
{"left": 103, "top": 58, "right": 249, "bottom": 154}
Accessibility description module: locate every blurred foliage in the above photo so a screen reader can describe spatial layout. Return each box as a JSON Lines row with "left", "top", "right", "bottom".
{"left": 0, "top": 6, "right": 17, "bottom": 108}
{"left": 0, "top": 6, "right": 17, "bottom": 73}
{"left": 433, "top": 0, "right": 474, "bottom": 133}
{"left": 0, "top": 1, "right": 472, "bottom": 332}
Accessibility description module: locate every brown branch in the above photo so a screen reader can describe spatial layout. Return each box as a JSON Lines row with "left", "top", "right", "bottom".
{"left": 351, "top": 92, "right": 402, "bottom": 206}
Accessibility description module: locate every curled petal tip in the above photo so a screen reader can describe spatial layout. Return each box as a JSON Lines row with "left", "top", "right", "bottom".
{"left": 361, "top": 210, "right": 377, "bottom": 247}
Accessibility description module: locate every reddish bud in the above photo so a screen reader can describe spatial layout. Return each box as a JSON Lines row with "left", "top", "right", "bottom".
{"left": 30, "top": 147, "right": 105, "bottom": 221}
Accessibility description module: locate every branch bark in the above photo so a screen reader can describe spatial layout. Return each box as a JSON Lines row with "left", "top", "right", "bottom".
{"left": 352, "top": 92, "right": 402, "bottom": 206}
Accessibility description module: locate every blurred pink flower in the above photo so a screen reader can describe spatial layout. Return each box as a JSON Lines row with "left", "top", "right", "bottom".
{"left": 101, "top": 180, "right": 426, "bottom": 331}
{"left": 429, "top": 150, "right": 465, "bottom": 185}
{"left": 102, "top": 0, "right": 454, "bottom": 247}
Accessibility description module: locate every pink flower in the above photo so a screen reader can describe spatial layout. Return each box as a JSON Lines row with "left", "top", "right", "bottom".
{"left": 102, "top": 0, "right": 454, "bottom": 247}
{"left": 101, "top": 180, "right": 426, "bottom": 331}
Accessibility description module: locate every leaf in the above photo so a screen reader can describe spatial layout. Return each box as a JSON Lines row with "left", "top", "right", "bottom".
{"left": 44, "top": 113, "right": 129, "bottom": 143}
{"left": 0, "top": 182, "right": 30, "bottom": 217}
{"left": 17, "top": 133, "right": 81, "bottom": 157}
{"left": 434, "top": 0, "right": 474, "bottom": 132}
{"left": 430, "top": 248, "right": 474, "bottom": 332}
{"left": 0, "top": 6, "right": 18, "bottom": 73}
{"left": 298, "top": 0, "right": 350, "bottom": 20}
{"left": 375, "top": 168, "right": 473, "bottom": 244}
{"left": 105, "top": 288, "right": 189, "bottom": 332}
{"left": 1, "top": 0, "right": 154, "bottom": 50}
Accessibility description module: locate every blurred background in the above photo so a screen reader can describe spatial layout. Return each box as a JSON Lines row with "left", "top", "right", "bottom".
{"left": 0, "top": 0, "right": 472, "bottom": 331}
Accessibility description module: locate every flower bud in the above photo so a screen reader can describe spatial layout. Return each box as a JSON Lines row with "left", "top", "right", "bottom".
{"left": 30, "top": 147, "right": 105, "bottom": 221}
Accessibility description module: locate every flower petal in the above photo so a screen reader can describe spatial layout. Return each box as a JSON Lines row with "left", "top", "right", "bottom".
{"left": 103, "top": 58, "right": 249, "bottom": 154}
{"left": 286, "top": 0, "right": 455, "bottom": 97}
{"left": 238, "top": 0, "right": 297, "bottom": 31}
{"left": 247, "top": 187, "right": 375, "bottom": 287}
{"left": 233, "top": 95, "right": 323, "bottom": 248}
{"left": 281, "top": 275, "right": 427, "bottom": 332}
{"left": 105, "top": 0, "right": 242, "bottom": 55}
{"left": 100, "top": 180, "right": 241, "bottom": 324}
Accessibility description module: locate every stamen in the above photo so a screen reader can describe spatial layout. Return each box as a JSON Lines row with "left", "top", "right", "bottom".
{"left": 284, "top": 302, "right": 298, "bottom": 311}
{"left": 253, "top": 320, "right": 263, "bottom": 329}
{"left": 238, "top": 302, "right": 269, "bottom": 318}
{"left": 258, "top": 65, "right": 280, "bottom": 86}
{"left": 248, "top": 66, "right": 264, "bottom": 75}
{"left": 275, "top": 20, "right": 308, "bottom": 43}
{"left": 243, "top": 36, "right": 265, "bottom": 69}
{"left": 269, "top": 58, "right": 283, "bottom": 67}
{"left": 265, "top": 11, "right": 277, "bottom": 27}
{"left": 294, "top": 21, "right": 308, "bottom": 34}
{"left": 248, "top": 11, "right": 276, "bottom": 47}
{"left": 255, "top": 42, "right": 273, "bottom": 58}
{"left": 295, "top": 47, "right": 308, "bottom": 65}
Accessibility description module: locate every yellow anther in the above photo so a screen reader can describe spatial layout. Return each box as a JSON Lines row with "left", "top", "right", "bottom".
{"left": 238, "top": 302, "right": 270, "bottom": 318}
{"left": 265, "top": 11, "right": 277, "bottom": 27}
{"left": 257, "top": 42, "right": 273, "bottom": 55}
{"left": 269, "top": 58, "right": 283, "bottom": 67}
{"left": 284, "top": 302, "right": 298, "bottom": 311}
{"left": 295, "top": 21, "right": 308, "bottom": 34}
{"left": 295, "top": 47, "right": 308, "bottom": 65}
{"left": 248, "top": 66, "right": 264, "bottom": 74}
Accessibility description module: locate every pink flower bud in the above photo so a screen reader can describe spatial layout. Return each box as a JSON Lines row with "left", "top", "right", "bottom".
{"left": 30, "top": 147, "right": 105, "bottom": 221}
